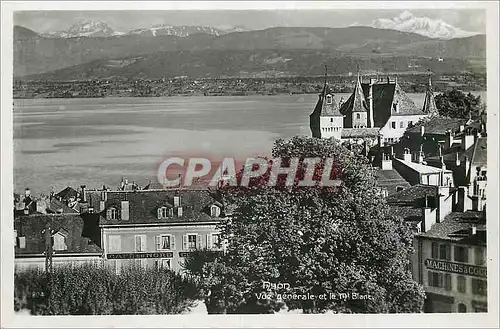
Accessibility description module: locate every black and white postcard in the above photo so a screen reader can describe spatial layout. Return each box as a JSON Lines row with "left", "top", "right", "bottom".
{"left": 1, "top": 1, "right": 498, "bottom": 328}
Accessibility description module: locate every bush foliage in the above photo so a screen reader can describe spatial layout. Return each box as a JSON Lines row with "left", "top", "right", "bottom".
{"left": 14, "top": 263, "right": 200, "bottom": 315}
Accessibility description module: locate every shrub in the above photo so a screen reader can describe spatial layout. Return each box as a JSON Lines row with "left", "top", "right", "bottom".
{"left": 14, "top": 263, "right": 200, "bottom": 315}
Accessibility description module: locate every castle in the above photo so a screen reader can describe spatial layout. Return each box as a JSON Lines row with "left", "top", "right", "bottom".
{"left": 310, "top": 74, "right": 436, "bottom": 146}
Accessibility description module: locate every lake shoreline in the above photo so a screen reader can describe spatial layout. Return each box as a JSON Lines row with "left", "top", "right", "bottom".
{"left": 13, "top": 89, "right": 488, "bottom": 101}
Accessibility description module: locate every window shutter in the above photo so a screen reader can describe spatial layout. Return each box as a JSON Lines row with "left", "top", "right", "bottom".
{"left": 156, "top": 236, "right": 161, "bottom": 250}
{"left": 170, "top": 235, "right": 176, "bottom": 250}
{"left": 182, "top": 234, "right": 188, "bottom": 250}
{"left": 178, "top": 207, "right": 183, "bottom": 217}
{"left": 427, "top": 271, "right": 432, "bottom": 286}
{"left": 157, "top": 208, "right": 162, "bottom": 219}
{"left": 446, "top": 245, "right": 451, "bottom": 261}
{"left": 207, "top": 234, "right": 212, "bottom": 250}
{"left": 140, "top": 235, "right": 146, "bottom": 252}
{"left": 196, "top": 234, "right": 202, "bottom": 249}
{"left": 169, "top": 208, "right": 174, "bottom": 217}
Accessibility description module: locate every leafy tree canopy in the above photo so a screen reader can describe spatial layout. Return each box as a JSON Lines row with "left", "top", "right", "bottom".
{"left": 185, "top": 136, "right": 425, "bottom": 314}
{"left": 435, "top": 89, "right": 485, "bottom": 119}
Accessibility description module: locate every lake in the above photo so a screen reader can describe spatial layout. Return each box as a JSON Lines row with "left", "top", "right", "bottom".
{"left": 13, "top": 92, "right": 486, "bottom": 194}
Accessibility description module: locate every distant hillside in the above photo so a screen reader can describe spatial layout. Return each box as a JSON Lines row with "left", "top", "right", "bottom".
{"left": 14, "top": 26, "right": 486, "bottom": 78}
{"left": 22, "top": 49, "right": 481, "bottom": 81}
{"left": 13, "top": 25, "right": 39, "bottom": 40}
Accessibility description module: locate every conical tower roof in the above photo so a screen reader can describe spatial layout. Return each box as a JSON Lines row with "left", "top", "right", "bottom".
{"left": 422, "top": 75, "right": 438, "bottom": 115}
{"left": 340, "top": 74, "right": 368, "bottom": 115}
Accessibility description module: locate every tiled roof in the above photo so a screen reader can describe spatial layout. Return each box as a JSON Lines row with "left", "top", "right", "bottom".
{"left": 14, "top": 214, "right": 102, "bottom": 255}
{"left": 406, "top": 116, "right": 467, "bottom": 135}
{"left": 310, "top": 83, "right": 342, "bottom": 117}
{"left": 389, "top": 205, "right": 423, "bottom": 224}
{"left": 341, "top": 128, "right": 380, "bottom": 138}
{"left": 97, "top": 188, "right": 224, "bottom": 225}
{"left": 419, "top": 210, "right": 486, "bottom": 245}
{"left": 55, "top": 186, "right": 78, "bottom": 200}
{"left": 46, "top": 198, "right": 79, "bottom": 214}
{"left": 375, "top": 168, "right": 411, "bottom": 195}
{"left": 470, "top": 137, "right": 487, "bottom": 167}
{"left": 386, "top": 184, "right": 439, "bottom": 206}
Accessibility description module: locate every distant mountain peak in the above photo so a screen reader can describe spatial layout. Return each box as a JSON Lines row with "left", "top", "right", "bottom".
{"left": 41, "top": 19, "right": 122, "bottom": 38}
{"left": 371, "top": 11, "right": 481, "bottom": 39}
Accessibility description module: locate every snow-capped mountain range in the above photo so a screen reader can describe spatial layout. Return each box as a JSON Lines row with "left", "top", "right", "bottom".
{"left": 40, "top": 20, "right": 123, "bottom": 38}
{"left": 40, "top": 20, "right": 246, "bottom": 38}
{"left": 371, "top": 11, "right": 481, "bottom": 40}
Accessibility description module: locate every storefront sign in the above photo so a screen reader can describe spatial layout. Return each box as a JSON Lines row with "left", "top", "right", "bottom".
{"left": 425, "top": 259, "right": 487, "bottom": 278}
{"left": 107, "top": 252, "right": 173, "bottom": 259}
{"left": 179, "top": 252, "right": 191, "bottom": 258}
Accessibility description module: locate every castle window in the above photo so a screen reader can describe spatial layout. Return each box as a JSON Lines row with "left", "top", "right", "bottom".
{"left": 330, "top": 118, "right": 333, "bottom": 123}
{"left": 326, "top": 94, "right": 332, "bottom": 105}
{"left": 356, "top": 113, "right": 361, "bottom": 120}
{"left": 391, "top": 121, "right": 396, "bottom": 129}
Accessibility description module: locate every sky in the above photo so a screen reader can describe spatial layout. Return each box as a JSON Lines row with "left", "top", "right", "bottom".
{"left": 14, "top": 9, "right": 486, "bottom": 34}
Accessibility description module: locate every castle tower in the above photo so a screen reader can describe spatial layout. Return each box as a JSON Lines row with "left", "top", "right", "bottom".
{"left": 422, "top": 75, "right": 438, "bottom": 116}
{"left": 339, "top": 73, "right": 369, "bottom": 128}
{"left": 309, "top": 66, "right": 344, "bottom": 139}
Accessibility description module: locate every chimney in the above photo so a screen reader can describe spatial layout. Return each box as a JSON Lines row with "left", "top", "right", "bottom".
{"left": 464, "top": 155, "right": 470, "bottom": 176}
{"left": 403, "top": 148, "right": 412, "bottom": 162}
{"left": 440, "top": 156, "right": 446, "bottom": 170}
{"left": 99, "top": 201, "right": 106, "bottom": 212}
{"left": 368, "top": 78, "right": 375, "bottom": 128}
{"left": 461, "top": 128, "right": 474, "bottom": 150}
{"left": 420, "top": 125, "right": 425, "bottom": 137}
{"left": 455, "top": 152, "right": 460, "bottom": 167}
{"left": 387, "top": 76, "right": 390, "bottom": 84}
{"left": 24, "top": 188, "right": 31, "bottom": 199}
{"left": 121, "top": 200, "right": 129, "bottom": 221}
{"left": 438, "top": 185, "right": 450, "bottom": 222}
{"left": 445, "top": 130, "right": 453, "bottom": 149}
{"left": 469, "top": 226, "right": 477, "bottom": 235}
{"left": 421, "top": 206, "right": 435, "bottom": 233}
{"left": 459, "top": 125, "right": 465, "bottom": 132}
{"left": 457, "top": 186, "right": 471, "bottom": 212}
{"left": 81, "top": 185, "right": 87, "bottom": 202}
{"left": 418, "top": 145, "right": 425, "bottom": 164}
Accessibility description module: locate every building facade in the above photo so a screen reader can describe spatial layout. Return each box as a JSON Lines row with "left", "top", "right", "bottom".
{"left": 85, "top": 187, "right": 226, "bottom": 273}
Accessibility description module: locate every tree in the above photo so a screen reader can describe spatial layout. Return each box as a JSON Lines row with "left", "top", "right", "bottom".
{"left": 435, "top": 89, "right": 485, "bottom": 119}
{"left": 184, "top": 136, "right": 425, "bottom": 314}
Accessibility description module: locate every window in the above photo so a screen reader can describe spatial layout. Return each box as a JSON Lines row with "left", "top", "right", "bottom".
{"left": 330, "top": 118, "right": 334, "bottom": 123}
{"left": 177, "top": 207, "right": 183, "bottom": 217}
{"left": 207, "top": 233, "right": 221, "bottom": 250}
{"left": 391, "top": 121, "right": 396, "bottom": 129}
{"left": 444, "top": 274, "right": 452, "bottom": 291}
{"left": 400, "top": 121, "right": 404, "bottom": 128}
{"left": 211, "top": 205, "right": 221, "bottom": 217}
{"left": 18, "top": 236, "right": 26, "bottom": 249}
{"left": 157, "top": 206, "right": 171, "bottom": 219}
{"left": 156, "top": 235, "right": 174, "bottom": 250}
{"left": 475, "top": 247, "right": 486, "bottom": 266}
{"left": 454, "top": 246, "right": 469, "bottom": 263}
{"left": 428, "top": 271, "right": 443, "bottom": 288}
{"left": 396, "top": 186, "right": 405, "bottom": 192}
{"left": 457, "top": 276, "right": 467, "bottom": 293}
{"left": 14, "top": 230, "right": 17, "bottom": 247}
{"left": 183, "top": 234, "right": 200, "bottom": 250}
{"left": 173, "top": 196, "right": 180, "bottom": 207}
{"left": 155, "top": 258, "right": 171, "bottom": 269}
{"left": 326, "top": 94, "right": 332, "bottom": 105}
{"left": 108, "top": 235, "right": 121, "bottom": 252}
{"left": 458, "top": 303, "right": 467, "bottom": 313}
{"left": 107, "top": 207, "right": 118, "bottom": 220}
{"left": 135, "top": 235, "right": 146, "bottom": 252}
{"left": 409, "top": 121, "right": 413, "bottom": 126}
{"left": 472, "top": 279, "right": 487, "bottom": 296}
{"left": 356, "top": 113, "right": 361, "bottom": 120}
{"left": 439, "top": 244, "right": 451, "bottom": 260}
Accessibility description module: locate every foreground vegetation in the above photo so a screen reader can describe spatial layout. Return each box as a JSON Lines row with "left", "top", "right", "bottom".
{"left": 14, "top": 263, "right": 200, "bottom": 315}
